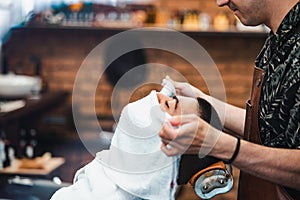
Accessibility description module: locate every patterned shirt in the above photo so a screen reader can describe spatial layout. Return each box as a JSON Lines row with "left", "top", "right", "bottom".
{"left": 255, "top": 1, "right": 300, "bottom": 148}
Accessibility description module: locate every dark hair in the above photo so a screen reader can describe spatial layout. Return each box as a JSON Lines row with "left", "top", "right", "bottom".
{"left": 196, "top": 97, "right": 222, "bottom": 131}
{"left": 177, "top": 97, "right": 223, "bottom": 185}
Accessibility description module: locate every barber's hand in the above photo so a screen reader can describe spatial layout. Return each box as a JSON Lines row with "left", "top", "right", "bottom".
{"left": 159, "top": 114, "right": 221, "bottom": 156}
{"left": 164, "top": 76, "right": 203, "bottom": 98}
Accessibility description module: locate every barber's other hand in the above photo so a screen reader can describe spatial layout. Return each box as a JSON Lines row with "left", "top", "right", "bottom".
{"left": 159, "top": 114, "right": 220, "bottom": 156}
{"left": 164, "top": 76, "right": 203, "bottom": 98}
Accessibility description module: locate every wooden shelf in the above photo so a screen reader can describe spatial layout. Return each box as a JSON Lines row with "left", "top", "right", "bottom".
{"left": 0, "top": 90, "right": 69, "bottom": 125}
{"left": 10, "top": 24, "right": 268, "bottom": 39}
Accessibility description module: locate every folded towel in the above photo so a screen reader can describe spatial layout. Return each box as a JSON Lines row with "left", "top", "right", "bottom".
{"left": 51, "top": 90, "right": 179, "bottom": 200}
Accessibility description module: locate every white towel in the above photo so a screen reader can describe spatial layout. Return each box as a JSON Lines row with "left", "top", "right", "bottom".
{"left": 51, "top": 90, "right": 179, "bottom": 200}
{"left": 50, "top": 159, "right": 139, "bottom": 200}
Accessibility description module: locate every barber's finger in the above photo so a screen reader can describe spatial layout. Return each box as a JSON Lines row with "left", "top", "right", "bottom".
{"left": 162, "top": 76, "right": 174, "bottom": 86}
{"left": 165, "top": 76, "right": 179, "bottom": 86}
{"left": 161, "top": 138, "right": 170, "bottom": 146}
{"left": 161, "top": 144, "right": 178, "bottom": 156}
{"left": 165, "top": 75, "right": 172, "bottom": 82}
{"left": 161, "top": 141, "right": 183, "bottom": 156}
{"left": 173, "top": 82, "right": 185, "bottom": 92}
{"left": 165, "top": 76, "right": 183, "bottom": 89}
{"left": 168, "top": 114, "right": 200, "bottom": 127}
{"left": 159, "top": 122, "right": 179, "bottom": 141}
{"left": 164, "top": 76, "right": 188, "bottom": 96}
{"left": 160, "top": 123, "right": 197, "bottom": 148}
{"left": 160, "top": 115, "right": 199, "bottom": 141}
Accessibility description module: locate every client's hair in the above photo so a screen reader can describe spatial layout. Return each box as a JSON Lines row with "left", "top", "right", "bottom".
{"left": 177, "top": 97, "right": 223, "bottom": 185}
{"left": 196, "top": 97, "right": 222, "bottom": 131}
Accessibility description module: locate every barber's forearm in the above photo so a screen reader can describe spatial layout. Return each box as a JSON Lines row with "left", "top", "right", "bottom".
{"left": 199, "top": 93, "right": 245, "bottom": 136}
{"left": 234, "top": 140, "right": 300, "bottom": 190}
{"left": 212, "top": 133, "right": 300, "bottom": 190}
{"left": 224, "top": 104, "right": 245, "bottom": 136}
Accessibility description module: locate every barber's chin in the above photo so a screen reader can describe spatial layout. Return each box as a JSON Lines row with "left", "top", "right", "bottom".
{"left": 236, "top": 17, "right": 259, "bottom": 27}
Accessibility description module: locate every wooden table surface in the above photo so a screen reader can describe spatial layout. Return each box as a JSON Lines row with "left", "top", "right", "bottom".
{"left": 0, "top": 157, "right": 65, "bottom": 176}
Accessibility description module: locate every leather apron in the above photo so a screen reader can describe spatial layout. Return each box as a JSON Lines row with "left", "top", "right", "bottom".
{"left": 237, "top": 66, "right": 293, "bottom": 200}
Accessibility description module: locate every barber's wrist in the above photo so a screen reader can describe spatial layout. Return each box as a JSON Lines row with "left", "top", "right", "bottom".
{"left": 224, "top": 137, "right": 240, "bottom": 164}
{"left": 212, "top": 133, "right": 239, "bottom": 163}
{"left": 196, "top": 91, "right": 208, "bottom": 101}
{"left": 197, "top": 89, "right": 206, "bottom": 98}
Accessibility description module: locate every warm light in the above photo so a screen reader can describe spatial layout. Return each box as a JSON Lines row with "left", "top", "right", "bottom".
{"left": 69, "top": 1, "right": 84, "bottom": 12}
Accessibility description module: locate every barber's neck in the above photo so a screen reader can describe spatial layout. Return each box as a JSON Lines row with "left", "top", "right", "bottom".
{"left": 266, "top": 0, "right": 298, "bottom": 34}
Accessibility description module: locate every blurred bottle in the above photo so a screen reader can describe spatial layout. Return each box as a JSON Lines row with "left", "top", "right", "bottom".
{"left": 0, "top": 133, "right": 5, "bottom": 169}
{"left": 213, "top": 11, "right": 230, "bottom": 31}
{"left": 199, "top": 12, "right": 211, "bottom": 31}
{"left": 24, "top": 129, "right": 38, "bottom": 159}
{"left": 0, "top": 131, "right": 14, "bottom": 168}
{"left": 19, "top": 128, "right": 27, "bottom": 158}
{"left": 183, "top": 10, "right": 199, "bottom": 30}
{"left": 167, "top": 10, "right": 180, "bottom": 29}
{"left": 19, "top": 128, "right": 38, "bottom": 159}
{"left": 145, "top": 5, "right": 156, "bottom": 24}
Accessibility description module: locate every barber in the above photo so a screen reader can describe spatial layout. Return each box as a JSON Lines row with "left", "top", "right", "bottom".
{"left": 159, "top": 0, "right": 300, "bottom": 199}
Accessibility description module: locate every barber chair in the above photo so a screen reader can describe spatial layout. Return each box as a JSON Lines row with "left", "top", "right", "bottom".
{"left": 177, "top": 155, "right": 233, "bottom": 199}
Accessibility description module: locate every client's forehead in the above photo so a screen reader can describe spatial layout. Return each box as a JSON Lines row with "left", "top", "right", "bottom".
{"left": 176, "top": 95, "right": 199, "bottom": 115}
{"left": 177, "top": 95, "right": 197, "bottom": 104}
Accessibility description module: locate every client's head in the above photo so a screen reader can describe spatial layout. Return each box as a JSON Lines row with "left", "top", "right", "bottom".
{"left": 157, "top": 92, "right": 222, "bottom": 129}
{"left": 98, "top": 89, "right": 222, "bottom": 199}
{"left": 112, "top": 90, "right": 221, "bottom": 154}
